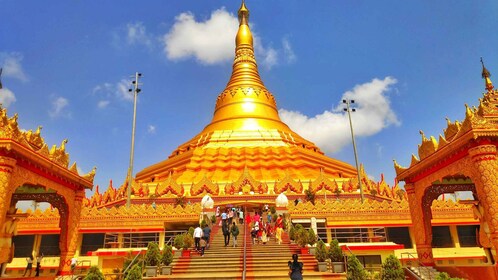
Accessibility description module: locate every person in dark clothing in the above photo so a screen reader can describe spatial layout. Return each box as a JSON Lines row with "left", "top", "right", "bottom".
{"left": 288, "top": 254, "right": 303, "bottom": 280}
{"left": 230, "top": 222, "right": 239, "bottom": 247}
{"left": 222, "top": 220, "right": 230, "bottom": 247}
{"left": 202, "top": 224, "right": 211, "bottom": 249}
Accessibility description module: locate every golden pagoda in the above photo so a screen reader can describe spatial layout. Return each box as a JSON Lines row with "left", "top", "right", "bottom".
{"left": 135, "top": 1, "right": 357, "bottom": 198}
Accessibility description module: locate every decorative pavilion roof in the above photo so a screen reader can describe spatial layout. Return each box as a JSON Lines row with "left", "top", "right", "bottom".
{"left": 395, "top": 62, "right": 498, "bottom": 182}
{"left": 0, "top": 105, "right": 95, "bottom": 189}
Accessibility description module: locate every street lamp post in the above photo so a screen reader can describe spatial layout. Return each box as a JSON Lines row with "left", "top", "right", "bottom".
{"left": 343, "top": 99, "right": 364, "bottom": 203}
{"left": 126, "top": 72, "right": 142, "bottom": 208}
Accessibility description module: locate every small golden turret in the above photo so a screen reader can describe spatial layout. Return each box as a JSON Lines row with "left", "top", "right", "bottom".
{"left": 481, "top": 57, "right": 494, "bottom": 91}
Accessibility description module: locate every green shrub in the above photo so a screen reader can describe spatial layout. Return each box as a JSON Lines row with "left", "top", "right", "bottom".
{"left": 173, "top": 234, "right": 183, "bottom": 249}
{"left": 125, "top": 264, "right": 142, "bottom": 280}
{"left": 295, "top": 227, "right": 309, "bottom": 248}
{"left": 347, "top": 254, "right": 367, "bottom": 280}
{"left": 270, "top": 206, "right": 276, "bottom": 214}
{"left": 84, "top": 266, "right": 105, "bottom": 280}
{"left": 182, "top": 233, "right": 194, "bottom": 250}
{"left": 289, "top": 225, "right": 296, "bottom": 241}
{"left": 210, "top": 215, "right": 217, "bottom": 224}
{"left": 200, "top": 219, "right": 208, "bottom": 228}
{"left": 435, "top": 272, "right": 464, "bottom": 280}
{"left": 307, "top": 228, "right": 317, "bottom": 246}
{"left": 144, "top": 242, "right": 161, "bottom": 266}
{"left": 329, "top": 239, "right": 344, "bottom": 262}
{"left": 315, "top": 240, "right": 328, "bottom": 262}
{"left": 161, "top": 245, "right": 173, "bottom": 266}
{"left": 188, "top": 227, "right": 195, "bottom": 236}
{"left": 380, "top": 255, "right": 404, "bottom": 280}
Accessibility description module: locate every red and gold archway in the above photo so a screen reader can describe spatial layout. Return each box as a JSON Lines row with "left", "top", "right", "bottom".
{"left": 0, "top": 106, "right": 95, "bottom": 275}
{"left": 395, "top": 62, "right": 498, "bottom": 265}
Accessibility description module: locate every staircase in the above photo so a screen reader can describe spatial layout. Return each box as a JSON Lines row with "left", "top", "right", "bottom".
{"left": 406, "top": 266, "right": 441, "bottom": 280}
{"left": 159, "top": 221, "right": 346, "bottom": 280}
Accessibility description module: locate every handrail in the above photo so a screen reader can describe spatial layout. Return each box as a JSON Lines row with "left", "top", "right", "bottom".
{"left": 342, "top": 244, "right": 366, "bottom": 273}
{"left": 122, "top": 249, "right": 145, "bottom": 277}
{"left": 242, "top": 206, "right": 247, "bottom": 280}
{"left": 400, "top": 252, "right": 433, "bottom": 280}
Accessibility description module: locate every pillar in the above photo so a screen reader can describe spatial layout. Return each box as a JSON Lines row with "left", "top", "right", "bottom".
{"left": 57, "top": 191, "right": 85, "bottom": 275}
{"left": 311, "top": 217, "right": 317, "bottom": 235}
{"left": 159, "top": 232, "right": 165, "bottom": 249}
{"left": 468, "top": 144, "right": 498, "bottom": 260}
{"left": 406, "top": 183, "right": 435, "bottom": 266}
{"left": 326, "top": 228, "right": 332, "bottom": 244}
{"left": 449, "top": 225, "right": 460, "bottom": 248}
{"left": 0, "top": 157, "right": 17, "bottom": 265}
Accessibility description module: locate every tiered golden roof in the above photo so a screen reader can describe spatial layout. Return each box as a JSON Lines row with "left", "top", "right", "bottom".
{"left": 135, "top": 2, "right": 358, "bottom": 190}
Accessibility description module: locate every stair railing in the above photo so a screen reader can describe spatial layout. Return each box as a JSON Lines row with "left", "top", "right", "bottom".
{"left": 242, "top": 206, "right": 247, "bottom": 280}
{"left": 400, "top": 252, "right": 433, "bottom": 280}
{"left": 342, "top": 244, "right": 366, "bottom": 274}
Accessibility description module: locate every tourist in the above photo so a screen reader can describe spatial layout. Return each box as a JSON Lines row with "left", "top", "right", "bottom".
{"left": 262, "top": 229, "right": 268, "bottom": 245}
{"left": 245, "top": 213, "right": 252, "bottom": 229}
{"left": 288, "top": 254, "right": 303, "bottom": 280}
{"left": 230, "top": 222, "right": 239, "bottom": 247}
{"left": 199, "top": 238, "right": 207, "bottom": 256}
{"left": 193, "top": 225, "right": 203, "bottom": 252}
{"left": 238, "top": 209, "right": 244, "bottom": 224}
{"left": 267, "top": 210, "right": 272, "bottom": 224}
{"left": 228, "top": 209, "right": 234, "bottom": 225}
{"left": 222, "top": 220, "right": 230, "bottom": 247}
{"left": 276, "top": 214, "right": 284, "bottom": 244}
{"left": 35, "top": 253, "right": 43, "bottom": 277}
{"left": 23, "top": 256, "right": 34, "bottom": 277}
{"left": 254, "top": 212, "right": 261, "bottom": 224}
{"left": 202, "top": 223, "right": 211, "bottom": 249}
{"left": 221, "top": 209, "right": 227, "bottom": 225}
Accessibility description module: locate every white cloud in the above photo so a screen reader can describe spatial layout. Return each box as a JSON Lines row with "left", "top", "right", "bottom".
{"left": 163, "top": 8, "right": 239, "bottom": 64}
{"left": 147, "top": 125, "right": 156, "bottom": 134}
{"left": 49, "top": 96, "right": 70, "bottom": 119}
{"left": 0, "top": 88, "right": 16, "bottom": 107}
{"left": 97, "top": 100, "right": 110, "bottom": 109}
{"left": 280, "top": 77, "right": 400, "bottom": 154}
{"left": 282, "top": 38, "right": 296, "bottom": 63}
{"left": 126, "top": 22, "right": 152, "bottom": 47}
{"left": 0, "top": 52, "right": 28, "bottom": 82}
{"left": 92, "top": 79, "right": 133, "bottom": 107}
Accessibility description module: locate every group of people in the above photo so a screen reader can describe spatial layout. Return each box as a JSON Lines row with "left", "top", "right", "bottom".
{"left": 193, "top": 223, "right": 212, "bottom": 256}
{"left": 23, "top": 253, "right": 43, "bottom": 277}
{"left": 246, "top": 211, "right": 284, "bottom": 245}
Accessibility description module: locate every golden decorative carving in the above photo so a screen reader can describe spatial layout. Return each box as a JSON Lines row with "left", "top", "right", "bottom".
{"left": 417, "top": 130, "right": 438, "bottom": 160}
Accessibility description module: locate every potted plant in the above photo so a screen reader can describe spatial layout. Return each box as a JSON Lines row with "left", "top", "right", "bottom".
{"left": 347, "top": 254, "right": 367, "bottom": 280}
{"left": 295, "top": 227, "right": 310, "bottom": 254}
{"left": 144, "top": 242, "right": 160, "bottom": 277}
{"left": 329, "top": 239, "right": 345, "bottom": 273}
{"left": 315, "top": 240, "right": 328, "bottom": 272}
{"left": 83, "top": 266, "right": 105, "bottom": 280}
{"left": 181, "top": 233, "right": 194, "bottom": 257}
{"left": 307, "top": 228, "right": 317, "bottom": 255}
{"left": 160, "top": 245, "right": 174, "bottom": 275}
{"left": 173, "top": 234, "right": 183, "bottom": 257}
{"left": 124, "top": 263, "right": 142, "bottom": 280}
{"left": 380, "top": 255, "right": 404, "bottom": 280}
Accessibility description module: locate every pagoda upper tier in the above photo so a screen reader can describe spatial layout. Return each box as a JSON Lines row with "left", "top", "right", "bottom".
{"left": 135, "top": 2, "right": 357, "bottom": 185}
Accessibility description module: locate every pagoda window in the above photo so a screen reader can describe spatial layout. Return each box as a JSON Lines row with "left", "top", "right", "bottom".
{"left": 81, "top": 233, "right": 105, "bottom": 255}
{"left": 431, "top": 226, "right": 454, "bottom": 248}
{"left": 39, "top": 234, "right": 61, "bottom": 256}
{"left": 13, "top": 235, "right": 35, "bottom": 257}
{"left": 355, "top": 255, "right": 382, "bottom": 271}
{"left": 456, "top": 225, "right": 478, "bottom": 247}
{"left": 386, "top": 227, "right": 413, "bottom": 248}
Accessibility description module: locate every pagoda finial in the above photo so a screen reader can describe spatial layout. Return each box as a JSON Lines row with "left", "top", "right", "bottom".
{"left": 481, "top": 57, "right": 494, "bottom": 91}
{"left": 238, "top": 0, "right": 249, "bottom": 26}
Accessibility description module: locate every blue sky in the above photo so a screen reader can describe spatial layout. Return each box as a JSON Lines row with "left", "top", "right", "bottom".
{"left": 1, "top": 1, "right": 497, "bottom": 196}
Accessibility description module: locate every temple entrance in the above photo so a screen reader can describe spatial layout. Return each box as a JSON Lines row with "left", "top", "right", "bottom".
{"left": 396, "top": 65, "right": 498, "bottom": 266}
{"left": 0, "top": 105, "right": 95, "bottom": 276}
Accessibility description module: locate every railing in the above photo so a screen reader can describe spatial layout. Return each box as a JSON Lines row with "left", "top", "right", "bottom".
{"left": 102, "top": 249, "right": 145, "bottom": 280}
{"left": 164, "top": 230, "right": 188, "bottom": 246}
{"left": 242, "top": 206, "right": 247, "bottom": 280}
{"left": 400, "top": 252, "right": 433, "bottom": 280}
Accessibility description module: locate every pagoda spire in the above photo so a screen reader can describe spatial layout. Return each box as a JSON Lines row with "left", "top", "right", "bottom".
{"left": 481, "top": 57, "right": 494, "bottom": 91}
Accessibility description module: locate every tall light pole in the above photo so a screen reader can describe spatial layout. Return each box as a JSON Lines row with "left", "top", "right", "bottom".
{"left": 343, "top": 99, "right": 364, "bottom": 203}
{"left": 126, "top": 72, "right": 142, "bottom": 208}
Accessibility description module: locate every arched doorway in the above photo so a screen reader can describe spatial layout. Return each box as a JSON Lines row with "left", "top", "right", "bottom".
{"left": 395, "top": 63, "right": 498, "bottom": 265}
{"left": 0, "top": 106, "right": 94, "bottom": 275}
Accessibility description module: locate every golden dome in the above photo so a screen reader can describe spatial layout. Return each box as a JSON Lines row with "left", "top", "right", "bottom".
{"left": 136, "top": 2, "right": 357, "bottom": 186}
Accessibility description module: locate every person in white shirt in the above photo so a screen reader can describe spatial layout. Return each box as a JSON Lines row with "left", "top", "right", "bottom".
{"left": 193, "top": 226, "right": 203, "bottom": 252}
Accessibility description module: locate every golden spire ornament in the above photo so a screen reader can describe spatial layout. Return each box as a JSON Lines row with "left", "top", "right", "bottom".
{"left": 481, "top": 57, "right": 494, "bottom": 91}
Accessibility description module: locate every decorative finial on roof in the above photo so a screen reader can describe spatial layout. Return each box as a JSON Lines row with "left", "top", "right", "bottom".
{"left": 481, "top": 57, "right": 494, "bottom": 91}
{"left": 238, "top": 0, "right": 249, "bottom": 25}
